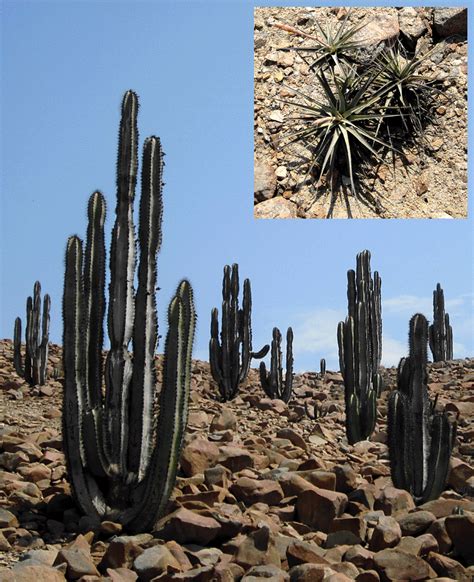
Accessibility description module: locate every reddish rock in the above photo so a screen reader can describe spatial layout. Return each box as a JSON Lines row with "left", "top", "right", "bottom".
{"left": 426, "top": 518, "right": 453, "bottom": 553}
{"left": 107, "top": 569, "right": 138, "bottom": 582}
{"left": 180, "top": 438, "right": 220, "bottom": 477}
{"left": 155, "top": 508, "right": 222, "bottom": 545}
{"left": 54, "top": 548, "right": 99, "bottom": 579}
{"left": 99, "top": 536, "right": 145, "bottom": 570}
{"left": 369, "top": 516, "right": 401, "bottom": 551}
{"left": 374, "top": 487, "right": 415, "bottom": 515}
{"left": 218, "top": 445, "right": 254, "bottom": 472}
{"left": 276, "top": 428, "right": 307, "bottom": 451}
{"left": 373, "top": 548, "right": 435, "bottom": 581}
{"left": 255, "top": 398, "right": 288, "bottom": 414}
{"left": 334, "top": 465, "right": 358, "bottom": 493}
{"left": 343, "top": 545, "right": 374, "bottom": 570}
{"left": 210, "top": 408, "right": 237, "bottom": 432}
{"left": 133, "top": 544, "right": 181, "bottom": 581}
{"left": 0, "top": 508, "right": 19, "bottom": 528}
{"left": 330, "top": 516, "right": 367, "bottom": 542}
{"left": 2, "top": 563, "right": 66, "bottom": 581}
{"left": 425, "top": 551, "right": 469, "bottom": 581}
{"left": 288, "top": 563, "right": 330, "bottom": 581}
{"left": 396, "top": 511, "right": 436, "bottom": 536}
{"left": 355, "top": 570, "right": 380, "bottom": 582}
{"left": 230, "top": 477, "right": 284, "bottom": 506}
{"left": 286, "top": 540, "right": 329, "bottom": 568}
{"left": 445, "top": 512, "right": 474, "bottom": 563}
{"left": 296, "top": 487, "right": 347, "bottom": 532}
{"left": 234, "top": 526, "right": 281, "bottom": 570}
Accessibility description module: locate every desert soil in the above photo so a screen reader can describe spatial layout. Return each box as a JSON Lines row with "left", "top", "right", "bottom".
{"left": 254, "top": 7, "right": 468, "bottom": 219}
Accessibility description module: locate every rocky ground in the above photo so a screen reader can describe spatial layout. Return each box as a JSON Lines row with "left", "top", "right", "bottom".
{"left": 0, "top": 338, "right": 473, "bottom": 581}
{"left": 254, "top": 7, "right": 468, "bottom": 219}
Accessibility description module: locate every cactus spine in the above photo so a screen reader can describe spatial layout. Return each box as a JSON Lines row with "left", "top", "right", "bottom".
{"left": 259, "top": 327, "right": 294, "bottom": 403}
{"left": 13, "top": 281, "right": 51, "bottom": 386}
{"left": 62, "top": 91, "right": 196, "bottom": 532}
{"left": 429, "top": 283, "right": 453, "bottom": 362}
{"left": 337, "top": 250, "right": 382, "bottom": 444}
{"left": 209, "top": 264, "right": 269, "bottom": 401}
{"left": 388, "top": 314, "right": 456, "bottom": 504}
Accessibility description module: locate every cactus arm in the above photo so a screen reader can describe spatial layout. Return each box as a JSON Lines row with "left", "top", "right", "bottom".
{"left": 127, "top": 280, "right": 196, "bottom": 532}
{"left": 320, "top": 358, "right": 326, "bottom": 377}
{"left": 63, "top": 236, "right": 106, "bottom": 518}
{"left": 259, "top": 361, "right": 271, "bottom": 396}
{"left": 252, "top": 344, "right": 270, "bottom": 359}
{"left": 30, "top": 282, "right": 42, "bottom": 385}
{"left": 13, "top": 317, "right": 23, "bottom": 377}
{"left": 24, "top": 296, "right": 33, "bottom": 384}
{"left": 105, "top": 90, "right": 138, "bottom": 474}
{"left": 239, "top": 278, "right": 252, "bottom": 383}
{"left": 129, "top": 137, "right": 164, "bottom": 478}
{"left": 429, "top": 284, "right": 453, "bottom": 362}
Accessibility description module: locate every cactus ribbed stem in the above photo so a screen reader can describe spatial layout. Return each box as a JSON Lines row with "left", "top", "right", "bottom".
{"left": 209, "top": 264, "right": 269, "bottom": 401}
{"left": 337, "top": 250, "right": 381, "bottom": 444}
{"left": 259, "top": 327, "right": 294, "bottom": 403}
{"left": 13, "top": 281, "right": 51, "bottom": 386}
{"left": 429, "top": 283, "right": 453, "bottom": 362}
{"left": 62, "top": 91, "right": 195, "bottom": 532}
{"left": 388, "top": 314, "right": 456, "bottom": 504}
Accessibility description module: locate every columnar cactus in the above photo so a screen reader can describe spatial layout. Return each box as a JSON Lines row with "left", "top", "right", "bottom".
{"left": 429, "top": 283, "right": 453, "bottom": 362}
{"left": 337, "top": 250, "right": 382, "bottom": 444}
{"left": 209, "top": 264, "right": 269, "bottom": 401}
{"left": 320, "top": 358, "right": 326, "bottom": 378}
{"left": 62, "top": 90, "right": 196, "bottom": 532}
{"left": 388, "top": 314, "right": 456, "bottom": 504}
{"left": 260, "top": 327, "right": 294, "bottom": 403}
{"left": 13, "top": 281, "right": 51, "bottom": 386}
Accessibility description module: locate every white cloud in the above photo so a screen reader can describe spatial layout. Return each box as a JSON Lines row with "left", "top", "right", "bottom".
{"left": 382, "top": 335, "right": 407, "bottom": 367}
{"left": 383, "top": 294, "right": 431, "bottom": 315}
{"left": 291, "top": 308, "right": 344, "bottom": 358}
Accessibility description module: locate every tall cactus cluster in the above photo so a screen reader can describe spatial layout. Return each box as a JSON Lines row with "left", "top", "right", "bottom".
{"left": 62, "top": 90, "right": 196, "bottom": 532}
{"left": 209, "top": 264, "right": 269, "bottom": 401}
{"left": 259, "top": 327, "right": 294, "bottom": 403}
{"left": 429, "top": 283, "right": 453, "bottom": 362}
{"left": 337, "top": 250, "right": 382, "bottom": 444}
{"left": 14, "top": 281, "right": 51, "bottom": 386}
{"left": 388, "top": 314, "right": 456, "bottom": 504}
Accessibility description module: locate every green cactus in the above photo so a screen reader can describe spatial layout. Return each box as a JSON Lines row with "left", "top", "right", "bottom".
{"left": 62, "top": 91, "right": 196, "bottom": 532}
{"left": 13, "top": 281, "right": 51, "bottom": 386}
{"left": 337, "top": 250, "right": 382, "bottom": 444}
{"left": 429, "top": 283, "right": 453, "bottom": 362}
{"left": 388, "top": 313, "right": 456, "bottom": 504}
{"left": 259, "top": 327, "right": 294, "bottom": 403}
{"left": 209, "top": 264, "right": 269, "bottom": 401}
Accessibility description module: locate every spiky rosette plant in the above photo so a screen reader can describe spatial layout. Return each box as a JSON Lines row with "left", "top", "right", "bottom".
{"left": 388, "top": 314, "right": 456, "bottom": 504}
{"left": 277, "top": 65, "right": 401, "bottom": 200}
{"left": 429, "top": 283, "right": 453, "bottom": 362}
{"left": 259, "top": 327, "right": 294, "bottom": 403}
{"left": 337, "top": 250, "right": 382, "bottom": 444}
{"left": 14, "top": 281, "right": 51, "bottom": 386}
{"left": 209, "top": 264, "right": 269, "bottom": 401}
{"left": 62, "top": 91, "right": 196, "bottom": 532}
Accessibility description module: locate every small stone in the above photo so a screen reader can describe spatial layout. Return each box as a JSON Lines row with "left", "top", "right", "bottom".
{"left": 447, "top": 458, "right": 474, "bottom": 492}
{"left": 286, "top": 540, "right": 329, "bottom": 568}
{"left": 343, "top": 545, "right": 374, "bottom": 570}
{"left": 218, "top": 445, "right": 254, "bottom": 472}
{"left": 210, "top": 408, "right": 237, "bottom": 432}
{"left": 0, "top": 508, "right": 19, "bottom": 528}
{"left": 7, "top": 563, "right": 66, "bottom": 581}
{"left": 54, "top": 548, "right": 99, "bottom": 579}
{"left": 369, "top": 516, "right": 402, "bottom": 551}
{"left": 100, "top": 535, "right": 145, "bottom": 570}
{"left": 425, "top": 551, "right": 469, "bottom": 580}
{"left": 334, "top": 464, "right": 358, "bottom": 494}
{"left": 275, "top": 166, "right": 287, "bottom": 179}
{"left": 155, "top": 507, "right": 222, "bottom": 545}
{"left": 254, "top": 198, "right": 298, "bottom": 219}
{"left": 445, "top": 512, "right": 474, "bottom": 563}
{"left": 230, "top": 477, "right": 284, "bottom": 506}
{"left": 235, "top": 526, "right": 281, "bottom": 570}
{"left": 100, "top": 520, "right": 122, "bottom": 535}
{"left": 133, "top": 544, "right": 181, "bottom": 581}
{"left": 254, "top": 162, "right": 277, "bottom": 202}
{"left": 374, "top": 486, "right": 415, "bottom": 515}
{"left": 433, "top": 8, "right": 467, "bottom": 38}
{"left": 373, "top": 548, "right": 434, "bottom": 581}
{"left": 296, "top": 487, "right": 348, "bottom": 532}
{"left": 269, "top": 110, "right": 284, "bottom": 123}
{"left": 180, "top": 438, "right": 220, "bottom": 477}
{"left": 397, "top": 511, "right": 436, "bottom": 536}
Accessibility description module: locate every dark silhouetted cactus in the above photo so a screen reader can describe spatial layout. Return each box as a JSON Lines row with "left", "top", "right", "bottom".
{"left": 62, "top": 91, "right": 196, "bottom": 532}
{"left": 209, "top": 264, "right": 269, "bottom": 401}
{"left": 259, "top": 327, "right": 294, "bottom": 403}
{"left": 320, "top": 358, "right": 326, "bottom": 378}
{"left": 13, "top": 281, "right": 51, "bottom": 386}
{"left": 388, "top": 313, "right": 456, "bottom": 504}
{"left": 429, "top": 283, "right": 453, "bottom": 362}
{"left": 337, "top": 250, "right": 382, "bottom": 444}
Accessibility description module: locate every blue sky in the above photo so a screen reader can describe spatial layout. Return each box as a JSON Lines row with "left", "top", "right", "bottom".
{"left": 1, "top": 0, "right": 472, "bottom": 372}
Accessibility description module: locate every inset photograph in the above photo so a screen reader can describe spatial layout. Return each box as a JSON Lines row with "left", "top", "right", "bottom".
{"left": 254, "top": 7, "right": 467, "bottom": 219}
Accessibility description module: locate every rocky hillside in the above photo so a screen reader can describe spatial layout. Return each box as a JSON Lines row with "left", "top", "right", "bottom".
{"left": 0, "top": 339, "right": 473, "bottom": 581}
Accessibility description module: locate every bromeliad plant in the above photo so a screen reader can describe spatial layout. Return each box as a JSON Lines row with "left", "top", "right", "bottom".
{"left": 275, "top": 15, "right": 443, "bottom": 207}
{"left": 278, "top": 65, "right": 401, "bottom": 197}
{"left": 259, "top": 327, "right": 294, "bottom": 403}
{"left": 14, "top": 281, "right": 51, "bottom": 386}
{"left": 62, "top": 91, "right": 196, "bottom": 532}
{"left": 210, "top": 264, "right": 269, "bottom": 401}
{"left": 337, "top": 250, "right": 382, "bottom": 444}
{"left": 429, "top": 283, "right": 453, "bottom": 362}
{"left": 388, "top": 314, "right": 456, "bottom": 504}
